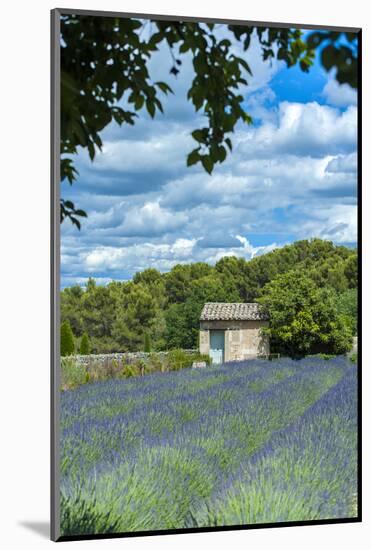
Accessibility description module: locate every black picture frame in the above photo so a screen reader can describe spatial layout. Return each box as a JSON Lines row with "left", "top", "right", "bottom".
{"left": 51, "top": 8, "right": 362, "bottom": 542}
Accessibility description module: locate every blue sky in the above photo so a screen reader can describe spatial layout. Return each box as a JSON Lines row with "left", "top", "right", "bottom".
{"left": 61, "top": 25, "right": 358, "bottom": 288}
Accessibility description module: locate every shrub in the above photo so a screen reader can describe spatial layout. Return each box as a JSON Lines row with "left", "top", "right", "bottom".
{"left": 148, "top": 353, "right": 163, "bottom": 372}
{"left": 121, "top": 362, "right": 140, "bottom": 378}
{"left": 167, "top": 349, "right": 190, "bottom": 371}
{"left": 191, "top": 353, "right": 211, "bottom": 366}
{"left": 349, "top": 352, "right": 358, "bottom": 363}
{"left": 61, "top": 357, "right": 87, "bottom": 390}
{"left": 258, "top": 272, "right": 353, "bottom": 357}
{"left": 61, "top": 320, "right": 75, "bottom": 356}
{"left": 79, "top": 332, "right": 90, "bottom": 355}
{"left": 86, "top": 358, "right": 122, "bottom": 382}
{"left": 144, "top": 333, "right": 151, "bottom": 353}
{"left": 136, "top": 359, "right": 147, "bottom": 376}
{"left": 166, "top": 350, "right": 211, "bottom": 371}
{"left": 61, "top": 351, "right": 210, "bottom": 388}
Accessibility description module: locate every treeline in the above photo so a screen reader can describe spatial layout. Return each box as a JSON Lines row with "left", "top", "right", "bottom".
{"left": 61, "top": 239, "right": 358, "bottom": 357}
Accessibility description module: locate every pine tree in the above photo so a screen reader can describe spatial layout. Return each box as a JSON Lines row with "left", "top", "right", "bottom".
{"left": 144, "top": 332, "right": 151, "bottom": 353}
{"left": 79, "top": 332, "right": 90, "bottom": 355}
{"left": 61, "top": 320, "right": 75, "bottom": 356}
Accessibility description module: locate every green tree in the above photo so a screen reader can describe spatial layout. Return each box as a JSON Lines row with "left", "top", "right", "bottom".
{"left": 60, "top": 284, "right": 84, "bottom": 336}
{"left": 133, "top": 268, "right": 166, "bottom": 307}
{"left": 79, "top": 332, "right": 90, "bottom": 355}
{"left": 144, "top": 332, "right": 151, "bottom": 353}
{"left": 133, "top": 267, "right": 162, "bottom": 286}
{"left": 59, "top": 239, "right": 357, "bottom": 354}
{"left": 61, "top": 320, "right": 75, "bottom": 356}
{"left": 165, "top": 274, "right": 239, "bottom": 348}
{"left": 336, "top": 288, "right": 358, "bottom": 335}
{"left": 344, "top": 253, "right": 358, "bottom": 288}
{"left": 112, "top": 282, "right": 158, "bottom": 351}
{"left": 258, "top": 271, "right": 353, "bottom": 357}
{"left": 215, "top": 256, "right": 249, "bottom": 300}
{"left": 164, "top": 303, "right": 191, "bottom": 349}
{"left": 81, "top": 278, "right": 118, "bottom": 339}
{"left": 164, "top": 263, "right": 213, "bottom": 304}
{"left": 60, "top": 13, "right": 358, "bottom": 227}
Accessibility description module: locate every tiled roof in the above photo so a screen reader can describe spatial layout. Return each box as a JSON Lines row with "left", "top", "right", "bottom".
{"left": 200, "top": 302, "right": 268, "bottom": 321}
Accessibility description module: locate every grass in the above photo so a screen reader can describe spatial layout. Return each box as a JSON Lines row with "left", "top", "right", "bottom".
{"left": 60, "top": 356, "right": 357, "bottom": 536}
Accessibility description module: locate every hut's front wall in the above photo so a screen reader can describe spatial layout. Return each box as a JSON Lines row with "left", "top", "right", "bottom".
{"left": 200, "top": 320, "right": 269, "bottom": 362}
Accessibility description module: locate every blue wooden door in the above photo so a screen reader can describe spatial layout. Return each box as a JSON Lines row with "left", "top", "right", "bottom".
{"left": 210, "top": 331, "right": 225, "bottom": 364}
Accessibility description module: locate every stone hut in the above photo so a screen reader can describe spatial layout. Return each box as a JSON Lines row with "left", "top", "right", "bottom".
{"left": 199, "top": 302, "right": 270, "bottom": 364}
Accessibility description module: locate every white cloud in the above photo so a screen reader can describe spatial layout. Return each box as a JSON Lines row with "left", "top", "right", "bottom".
{"left": 325, "top": 153, "right": 357, "bottom": 174}
{"left": 236, "top": 101, "right": 357, "bottom": 158}
{"left": 236, "top": 31, "right": 284, "bottom": 94}
{"left": 62, "top": 276, "right": 115, "bottom": 287}
{"left": 323, "top": 78, "right": 357, "bottom": 108}
{"left": 61, "top": 95, "right": 357, "bottom": 288}
{"left": 244, "top": 87, "right": 278, "bottom": 122}
{"left": 60, "top": 22, "right": 359, "bottom": 288}
{"left": 85, "top": 130, "right": 192, "bottom": 174}
{"left": 235, "top": 235, "right": 279, "bottom": 258}
{"left": 82, "top": 234, "right": 278, "bottom": 279}
{"left": 61, "top": 32, "right": 358, "bottom": 291}
{"left": 289, "top": 203, "right": 357, "bottom": 243}
{"left": 120, "top": 202, "right": 188, "bottom": 236}
{"left": 161, "top": 150, "right": 355, "bottom": 216}
{"left": 83, "top": 238, "right": 199, "bottom": 275}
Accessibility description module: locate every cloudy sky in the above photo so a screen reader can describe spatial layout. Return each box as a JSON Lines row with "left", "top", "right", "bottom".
{"left": 61, "top": 24, "right": 358, "bottom": 288}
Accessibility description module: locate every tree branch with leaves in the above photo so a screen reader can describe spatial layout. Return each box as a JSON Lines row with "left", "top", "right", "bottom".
{"left": 60, "top": 14, "right": 358, "bottom": 228}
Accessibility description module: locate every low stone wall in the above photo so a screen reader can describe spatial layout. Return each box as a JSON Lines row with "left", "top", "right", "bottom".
{"left": 72, "top": 350, "right": 198, "bottom": 366}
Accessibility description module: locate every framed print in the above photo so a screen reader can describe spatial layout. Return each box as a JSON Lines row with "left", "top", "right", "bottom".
{"left": 51, "top": 8, "right": 361, "bottom": 541}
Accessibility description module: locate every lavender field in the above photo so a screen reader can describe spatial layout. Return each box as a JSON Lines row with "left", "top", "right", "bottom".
{"left": 60, "top": 357, "right": 358, "bottom": 536}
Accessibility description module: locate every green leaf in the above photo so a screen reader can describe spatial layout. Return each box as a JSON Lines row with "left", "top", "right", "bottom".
{"left": 122, "top": 111, "right": 137, "bottom": 125}
{"left": 219, "top": 39, "right": 232, "bottom": 48}
{"left": 236, "top": 57, "right": 252, "bottom": 75}
{"left": 187, "top": 149, "right": 200, "bottom": 167}
{"left": 345, "top": 32, "right": 357, "bottom": 42}
{"left": 217, "top": 145, "right": 227, "bottom": 162}
{"left": 71, "top": 217, "right": 81, "bottom": 230}
{"left": 155, "top": 81, "right": 174, "bottom": 94}
{"left": 201, "top": 155, "right": 213, "bottom": 174}
{"left": 190, "top": 89, "right": 204, "bottom": 111}
{"left": 146, "top": 100, "right": 155, "bottom": 118}
{"left": 74, "top": 209, "right": 87, "bottom": 218}
{"left": 321, "top": 45, "right": 336, "bottom": 71}
{"left": 299, "top": 60, "right": 310, "bottom": 72}
{"left": 130, "top": 20, "right": 143, "bottom": 30}
{"left": 179, "top": 42, "right": 190, "bottom": 53}
{"left": 154, "top": 98, "right": 163, "bottom": 113}
{"left": 242, "top": 112, "right": 253, "bottom": 124}
{"left": 134, "top": 95, "right": 145, "bottom": 110}
{"left": 225, "top": 137, "right": 233, "bottom": 151}
{"left": 87, "top": 141, "right": 95, "bottom": 160}
{"left": 148, "top": 32, "right": 163, "bottom": 49}
{"left": 193, "top": 53, "right": 207, "bottom": 73}
{"left": 191, "top": 129, "right": 207, "bottom": 143}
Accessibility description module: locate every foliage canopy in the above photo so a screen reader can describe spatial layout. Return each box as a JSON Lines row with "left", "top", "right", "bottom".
{"left": 257, "top": 271, "right": 353, "bottom": 356}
